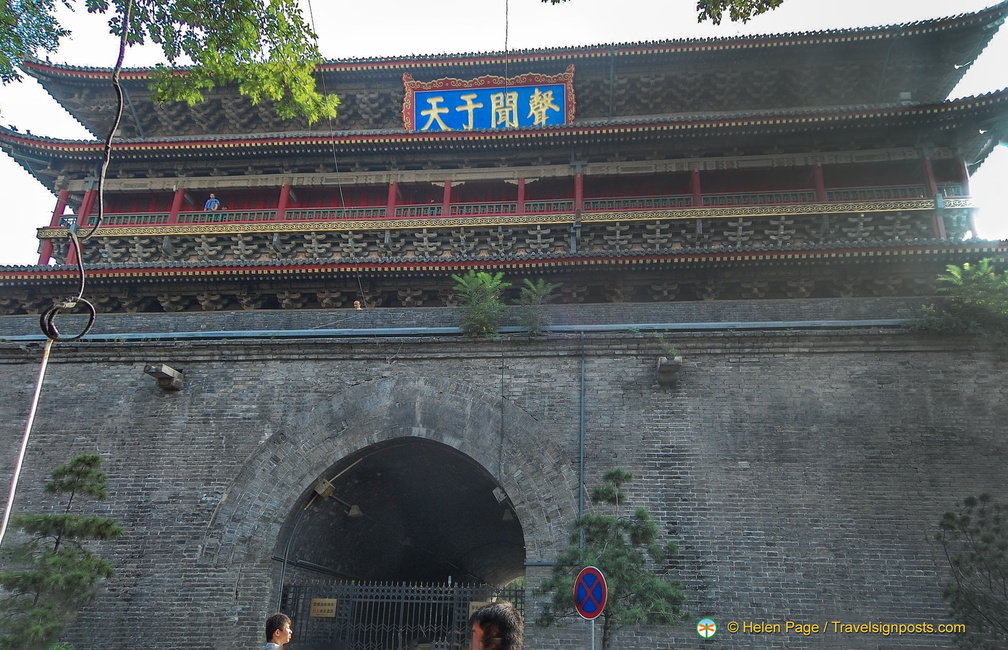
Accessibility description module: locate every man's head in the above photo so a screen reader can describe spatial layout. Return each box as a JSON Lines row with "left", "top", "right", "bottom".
{"left": 265, "top": 613, "right": 293, "bottom": 645}
{"left": 469, "top": 601, "right": 523, "bottom": 650}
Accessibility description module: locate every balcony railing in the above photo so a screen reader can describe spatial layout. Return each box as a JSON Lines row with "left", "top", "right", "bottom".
{"left": 284, "top": 207, "right": 387, "bottom": 220}
{"left": 99, "top": 213, "right": 171, "bottom": 226}
{"left": 825, "top": 185, "right": 927, "bottom": 202}
{"left": 178, "top": 209, "right": 278, "bottom": 224}
{"left": 583, "top": 195, "right": 693, "bottom": 211}
{"left": 525, "top": 199, "right": 574, "bottom": 212}
{"left": 703, "top": 190, "right": 817, "bottom": 206}
{"left": 394, "top": 204, "right": 443, "bottom": 218}
{"left": 449, "top": 202, "right": 519, "bottom": 216}
{"left": 78, "top": 184, "right": 964, "bottom": 230}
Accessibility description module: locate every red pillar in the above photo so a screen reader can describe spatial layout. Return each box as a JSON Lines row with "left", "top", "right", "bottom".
{"left": 168, "top": 187, "right": 185, "bottom": 224}
{"left": 277, "top": 184, "right": 292, "bottom": 221}
{"left": 66, "top": 188, "right": 97, "bottom": 266}
{"left": 574, "top": 172, "right": 584, "bottom": 213}
{"left": 441, "top": 181, "right": 452, "bottom": 218}
{"left": 38, "top": 189, "right": 69, "bottom": 265}
{"left": 813, "top": 164, "right": 826, "bottom": 202}
{"left": 922, "top": 157, "right": 946, "bottom": 239}
{"left": 959, "top": 158, "right": 977, "bottom": 237}
{"left": 690, "top": 169, "right": 702, "bottom": 207}
{"left": 77, "top": 187, "right": 97, "bottom": 229}
{"left": 387, "top": 181, "right": 398, "bottom": 219}
{"left": 517, "top": 178, "right": 526, "bottom": 214}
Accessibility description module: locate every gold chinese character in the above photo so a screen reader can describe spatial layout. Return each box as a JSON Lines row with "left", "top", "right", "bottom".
{"left": 527, "top": 88, "right": 560, "bottom": 127}
{"left": 456, "top": 93, "right": 484, "bottom": 131}
{"left": 490, "top": 91, "right": 519, "bottom": 129}
{"left": 420, "top": 96, "right": 452, "bottom": 132}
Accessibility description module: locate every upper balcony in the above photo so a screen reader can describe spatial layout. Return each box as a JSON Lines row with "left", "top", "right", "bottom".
{"left": 37, "top": 160, "right": 976, "bottom": 266}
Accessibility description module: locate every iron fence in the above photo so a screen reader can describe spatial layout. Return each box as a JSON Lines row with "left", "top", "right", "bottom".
{"left": 282, "top": 581, "right": 524, "bottom": 650}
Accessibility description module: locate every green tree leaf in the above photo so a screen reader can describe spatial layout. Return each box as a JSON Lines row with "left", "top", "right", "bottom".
{"left": 0, "top": 454, "right": 120, "bottom": 650}
{"left": 535, "top": 468, "right": 686, "bottom": 650}
{"left": 452, "top": 270, "right": 510, "bottom": 338}
{"left": 936, "top": 494, "right": 1008, "bottom": 648}
{"left": 0, "top": 0, "right": 339, "bottom": 122}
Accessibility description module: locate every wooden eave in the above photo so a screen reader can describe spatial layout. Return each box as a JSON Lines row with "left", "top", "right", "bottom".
{"left": 4, "top": 90, "right": 1007, "bottom": 191}
{"left": 2, "top": 241, "right": 1007, "bottom": 283}
{"left": 20, "top": 2, "right": 1008, "bottom": 139}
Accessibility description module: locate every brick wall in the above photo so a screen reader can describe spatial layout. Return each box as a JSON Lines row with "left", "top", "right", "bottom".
{"left": 0, "top": 303, "right": 1004, "bottom": 649}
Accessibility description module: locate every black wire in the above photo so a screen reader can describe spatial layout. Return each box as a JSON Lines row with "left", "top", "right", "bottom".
{"left": 40, "top": 0, "right": 133, "bottom": 341}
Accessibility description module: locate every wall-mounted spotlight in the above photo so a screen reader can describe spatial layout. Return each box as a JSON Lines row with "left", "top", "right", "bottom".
{"left": 314, "top": 479, "right": 335, "bottom": 498}
{"left": 144, "top": 363, "right": 183, "bottom": 391}
{"left": 314, "top": 478, "right": 362, "bottom": 517}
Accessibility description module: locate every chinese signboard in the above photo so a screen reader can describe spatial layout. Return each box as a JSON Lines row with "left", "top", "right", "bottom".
{"left": 309, "top": 598, "right": 338, "bottom": 618}
{"left": 403, "top": 65, "right": 575, "bottom": 133}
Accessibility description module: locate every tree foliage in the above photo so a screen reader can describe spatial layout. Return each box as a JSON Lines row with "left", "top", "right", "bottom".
{"left": 910, "top": 259, "right": 1008, "bottom": 348}
{"left": 515, "top": 278, "right": 560, "bottom": 336}
{"left": 936, "top": 494, "right": 1008, "bottom": 648}
{"left": 535, "top": 468, "right": 685, "bottom": 650}
{"left": 0, "top": 454, "right": 122, "bottom": 650}
{"left": 542, "top": 0, "right": 786, "bottom": 25}
{"left": 0, "top": 0, "right": 338, "bottom": 122}
{"left": 693, "top": 0, "right": 785, "bottom": 24}
{"left": 451, "top": 270, "right": 510, "bottom": 338}
{"left": 0, "top": 0, "right": 69, "bottom": 83}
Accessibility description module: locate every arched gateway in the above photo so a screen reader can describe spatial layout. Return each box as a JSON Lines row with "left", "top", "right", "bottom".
{"left": 200, "top": 375, "right": 579, "bottom": 649}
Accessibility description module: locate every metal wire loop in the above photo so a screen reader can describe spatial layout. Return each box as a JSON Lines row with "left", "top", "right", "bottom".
{"left": 39, "top": 298, "right": 96, "bottom": 342}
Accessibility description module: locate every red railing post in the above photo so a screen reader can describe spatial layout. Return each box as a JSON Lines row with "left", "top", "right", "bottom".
{"left": 169, "top": 187, "right": 185, "bottom": 224}
{"left": 574, "top": 171, "right": 584, "bottom": 213}
{"left": 922, "top": 157, "right": 946, "bottom": 239}
{"left": 441, "top": 181, "right": 452, "bottom": 217}
{"left": 813, "top": 164, "right": 826, "bottom": 202}
{"left": 387, "top": 181, "right": 398, "bottom": 219}
{"left": 277, "top": 183, "right": 292, "bottom": 221}
{"left": 66, "top": 186, "right": 96, "bottom": 266}
{"left": 959, "top": 158, "right": 978, "bottom": 237}
{"left": 38, "top": 189, "right": 69, "bottom": 265}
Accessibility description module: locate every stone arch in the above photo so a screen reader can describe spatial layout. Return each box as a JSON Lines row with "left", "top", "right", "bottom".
{"left": 200, "top": 375, "right": 579, "bottom": 573}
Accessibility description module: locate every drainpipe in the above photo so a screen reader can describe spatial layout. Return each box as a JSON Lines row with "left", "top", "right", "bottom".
{"left": 578, "top": 331, "right": 586, "bottom": 549}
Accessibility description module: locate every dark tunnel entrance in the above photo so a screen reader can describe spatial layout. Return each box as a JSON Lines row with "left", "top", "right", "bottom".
{"left": 279, "top": 438, "right": 527, "bottom": 587}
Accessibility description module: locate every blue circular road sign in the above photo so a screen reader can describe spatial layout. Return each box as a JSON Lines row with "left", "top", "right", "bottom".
{"left": 573, "top": 565, "right": 608, "bottom": 620}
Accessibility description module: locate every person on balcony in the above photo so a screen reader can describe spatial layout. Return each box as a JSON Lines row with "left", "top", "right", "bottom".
{"left": 204, "top": 193, "right": 221, "bottom": 211}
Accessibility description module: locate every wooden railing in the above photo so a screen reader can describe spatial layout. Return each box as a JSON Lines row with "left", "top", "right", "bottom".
{"left": 583, "top": 195, "right": 692, "bottom": 211}
{"left": 524, "top": 199, "right": 574, "bottom": 212}
{"left": 177, "top": 209, "right": 278, "bottom": 224}
{"left": 825, "top": 185, "right": 927, "bottom": 202}
{"left": 394, "top": 204, "right": 442, "bottom": 217}
{"left": 703, "top": 190, "right": 817, "bottom": 206}
{"left": 99, "top": 212, "right": 171, "bottom": 226}
{"left": 449, "top": 202, "right": 519, "bottom": 216}
{"left": 284, "top": 207, "right": 387, "bottom": 220}
{"left": 82, "top": 184, "right": 964, "bottom": 229}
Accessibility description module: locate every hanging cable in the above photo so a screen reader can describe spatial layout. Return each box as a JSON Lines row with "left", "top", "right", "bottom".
{"left": 305, "top": 0, "right": 366, "bottom": 307}
{"left": 2, "top": 0, "right": 132, "bottom": 549}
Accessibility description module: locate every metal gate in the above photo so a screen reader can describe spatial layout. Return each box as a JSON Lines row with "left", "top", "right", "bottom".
{"left": 282, "top": 582, "right": 525, "bottom": 650}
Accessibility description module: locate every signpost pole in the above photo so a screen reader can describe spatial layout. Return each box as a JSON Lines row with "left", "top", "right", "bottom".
{"left": 574, "top": 565, "right": 607, "bottom": 650}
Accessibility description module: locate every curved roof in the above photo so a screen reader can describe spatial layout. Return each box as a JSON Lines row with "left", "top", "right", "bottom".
{"left": 20, "top": 2, "right": 1008, "bottom": 139}
{"left": 4, "top": 90, "right": 1006, "bottom": 190}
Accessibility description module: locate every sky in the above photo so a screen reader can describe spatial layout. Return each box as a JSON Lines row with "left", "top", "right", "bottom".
{"left": 0, "top": 0, "right": 1006, "bottom": 266}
